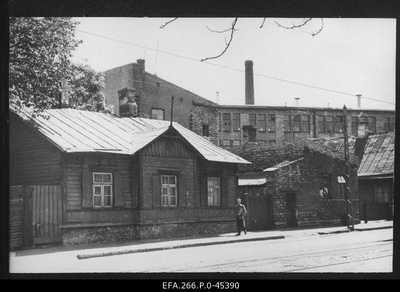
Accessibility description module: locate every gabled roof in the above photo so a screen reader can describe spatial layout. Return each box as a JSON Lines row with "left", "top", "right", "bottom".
{"left": 10, "top": 105, "right": 250, "bottom": 164}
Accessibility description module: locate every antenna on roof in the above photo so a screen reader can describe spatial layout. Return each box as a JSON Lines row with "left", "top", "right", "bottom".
{"left": 170, "top": 96, "right": 174, "bottom": 127}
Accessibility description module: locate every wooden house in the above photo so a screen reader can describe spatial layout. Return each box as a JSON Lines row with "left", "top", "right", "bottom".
{"left": 231, "top": 140, "right": 360, "bottom": 231}
{"left": 9, "top": 106, "right": 250, "bottom": 248}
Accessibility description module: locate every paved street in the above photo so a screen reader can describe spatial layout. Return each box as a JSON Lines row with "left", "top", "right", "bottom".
{"left": 9, "top": 227, "right": 393, "bottom": 274}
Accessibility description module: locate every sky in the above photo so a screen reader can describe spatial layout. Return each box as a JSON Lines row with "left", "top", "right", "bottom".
{"left": 70, "top": 17, "right": 396, "bottom": 111}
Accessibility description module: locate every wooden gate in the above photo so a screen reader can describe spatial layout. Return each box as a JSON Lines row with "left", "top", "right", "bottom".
{"left": 246, "top": 194, "right": 273, "bottom": 231}
{"left": 30, "top": 185, "right": 63, "bottom": 245}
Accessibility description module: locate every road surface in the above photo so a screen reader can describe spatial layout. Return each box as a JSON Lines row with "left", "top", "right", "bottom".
{"left": 9, "top": 228, "right": 393, "bottom": 274}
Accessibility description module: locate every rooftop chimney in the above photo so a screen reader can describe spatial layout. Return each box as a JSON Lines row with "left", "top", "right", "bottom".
{"left": 356, "top": 94, "right": 362, "bottom": 108}
{"left": 137, "top": 59, "right": 145, "bottom": 74}
{"left": 245, "top": 60, "right": 255, "bottom": 105}
{"left": 60, "top": 78, "right": 69, "bottom": 108}
{"left": 295, "top": 98, "right": 300, "bottom": 107}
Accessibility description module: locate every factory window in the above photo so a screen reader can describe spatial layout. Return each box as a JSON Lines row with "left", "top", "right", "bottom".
{"left": 368, "top": 116, "right": 376, "bottom": 133}
{"left": 293, "top": 115, "right": 301, "bottom": 132}
{"left": 232, "top": 113, "right": 241, "bottom": 132}
{"left": 249, "top": 114, "right": 256, "bottom": 128}
{"left": 222, "top": 113, "right": 231, "bottom": 132}
{"left": 326, "top": 116, "right": 334, "bottom": 133}
{"left": 222, "top": 139, "right": 231, "bottom": 147}
{"left": 232, "top": 140, "right": 241, "bottom": 147}
{"left": 258, "top": 114, "right": 266, "bottom": 132}
{"left": 317, "top": 115, "right": 325, "bottom": 133}
{"left": 335, "top": 116, "right": 343, "bottom": 133}
{"left": 283, "top": 115, "right": 291, "bottom": 132}
{"left": 301, "top": 115, "right": 310, "bottom": 133}
{"left": 267, "top": 114, "right": 276, "bottom": 132}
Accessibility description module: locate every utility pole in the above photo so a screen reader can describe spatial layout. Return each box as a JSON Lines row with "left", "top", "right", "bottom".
{"left": 170, "top": 96, "right": 174, "bottom": 127}
{"left": 343, "top": 105, "right": 354, "bottom": 231}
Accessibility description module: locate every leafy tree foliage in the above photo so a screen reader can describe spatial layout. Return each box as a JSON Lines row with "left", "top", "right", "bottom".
{"left": 9, "top": 17, "right": 109, "bottom": 114}
{"left": 67, "top": 63, "right": 109, "bottom": 112}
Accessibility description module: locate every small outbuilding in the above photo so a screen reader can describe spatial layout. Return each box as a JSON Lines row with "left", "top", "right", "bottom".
{"left": 232, "top": 140, "right": 360, "bottom": 231}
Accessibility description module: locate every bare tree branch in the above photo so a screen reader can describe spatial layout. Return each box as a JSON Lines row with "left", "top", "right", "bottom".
{"left": 260, "top": 18, "right": 267, "bottom": 28}
{"left": 274, "top": 18, "right": 312, "bottom": 30}
{"left": 201, "top": 18, "right": 238, "bottom": 62}
{"left": 160, "top": 18, "right": 178, "bottom": 29}
{"left": 310, "top": 18, "right": 324, "bottom": 37}
{"left": 206, "top": 25, "right": 233, "bottom": 34}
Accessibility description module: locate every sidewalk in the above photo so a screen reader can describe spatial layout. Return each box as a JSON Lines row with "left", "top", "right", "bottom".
{"left": 12, "top": 220, "right": 393, "bottom": 261}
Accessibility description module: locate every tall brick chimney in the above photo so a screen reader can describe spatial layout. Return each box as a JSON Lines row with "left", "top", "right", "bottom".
{"left": 245, "top": 60, "right": 254, "bottom": 105}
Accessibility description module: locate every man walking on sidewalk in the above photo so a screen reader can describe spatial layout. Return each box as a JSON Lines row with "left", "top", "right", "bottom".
{"left": 235, "top": 198, "right": 247, "bottom": 236}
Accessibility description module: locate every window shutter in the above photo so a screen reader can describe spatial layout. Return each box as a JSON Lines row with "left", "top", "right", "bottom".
{"left": 179, "top": 174, "right": 187, "bottom": 207}
{"left": 114, "top": 172, "right": 124, "bottom": 207}
{"left": 221, "top": 176, "right": 229, "bottom": 207}
{"left": 200, "top": 176, "right": 208, "bottom": 206}
{"left": 82, "top": 171, "right": 93, "bottom": 208}
{"left": 152, "top": 174, "right": 161, "bottom": 207}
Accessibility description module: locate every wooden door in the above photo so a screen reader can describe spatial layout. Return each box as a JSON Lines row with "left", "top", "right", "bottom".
{"left": 246, "top": 194, "right": 272, "bottom": 231}
{"left": 285, "top": 193, "right": 298, "bottom": 228}
{"left": 31, "top": 185, "right": 62, "bottom": 245}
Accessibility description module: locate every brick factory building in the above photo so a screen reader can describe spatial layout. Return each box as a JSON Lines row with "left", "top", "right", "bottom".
{"left": 103, "top": 59, "right": 395, "bottom": 148}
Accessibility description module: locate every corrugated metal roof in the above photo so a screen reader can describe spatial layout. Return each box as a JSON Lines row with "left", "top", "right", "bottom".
{"left": 10, "top": 105, "right": 250, "bottom": 164}
{"left": 310, "top": 132, "right": 395, "bottom": 176}
{"left": 358, "top": 132, "right": 395, "bottom": 176}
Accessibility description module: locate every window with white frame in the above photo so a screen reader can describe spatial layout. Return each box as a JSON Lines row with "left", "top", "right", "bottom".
{"left": 161, "top": 175, "right": 177, "bottom": 207}
{"left": 207, "top": 177, "right": 221, "bottom": 206}
{"left": 93, "top": 173, "right": 113, "bottom": 208}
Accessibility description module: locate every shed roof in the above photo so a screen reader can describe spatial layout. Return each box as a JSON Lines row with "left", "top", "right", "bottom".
{"left": 358, "top": 132, "right": 395, "bottom": 177}
{"left": 310, "top": 132, "right": 395, "bottom": 177}
{"left": 10, "top": 105, "right": 250, "bottom": 164}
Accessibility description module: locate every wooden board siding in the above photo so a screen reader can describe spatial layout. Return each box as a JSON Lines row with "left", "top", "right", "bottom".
{"left": 64, "top": 153, "right": 134, "bottom": 225}
{"left": 9, "top": 115, "right": 61, "bottom": 185}
{"left": 141, "top": 156, "right": 195, "bottom": 209}
{"left": 9, "top": 186, "right": 24, "bottom": 249}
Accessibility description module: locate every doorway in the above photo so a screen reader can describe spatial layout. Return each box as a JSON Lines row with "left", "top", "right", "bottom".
{"left": 285, "top": 193, "right": 298, "bottom": 228}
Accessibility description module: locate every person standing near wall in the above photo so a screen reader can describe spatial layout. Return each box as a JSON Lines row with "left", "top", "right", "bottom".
{"left": 235, "top": 198, "right": 247, "bottom": 236}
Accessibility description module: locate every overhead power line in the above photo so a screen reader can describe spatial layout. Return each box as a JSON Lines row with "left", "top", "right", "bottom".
{"left": 75, "top": 29, "right": 395, "bottom": 106}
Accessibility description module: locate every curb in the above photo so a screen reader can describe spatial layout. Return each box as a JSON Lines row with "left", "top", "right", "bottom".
{"left": 77, "top": 235, "right": 285, "bottom": 260}
{"left": 76, "top": 224, "right": 392, "bottom": 260}
{"left": 317, "top": 225, "right": 392, "bottom": 235}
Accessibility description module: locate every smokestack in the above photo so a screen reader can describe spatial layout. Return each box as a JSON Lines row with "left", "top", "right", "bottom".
{"left": 356, "top": 94, "right": 362, "bottom": 108}
{"left": 245, "top": 60, "right": 254, "bottom": 105}
{"left": 295, "top": 98, "right": 300, "bottom": 107}
{"left": 216, "top": 91, "right": 220, "bottom": 104}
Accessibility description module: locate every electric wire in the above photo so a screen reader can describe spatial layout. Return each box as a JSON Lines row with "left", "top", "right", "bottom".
{"left": 75, "top": 29, "right": 395, "bottom": 106}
